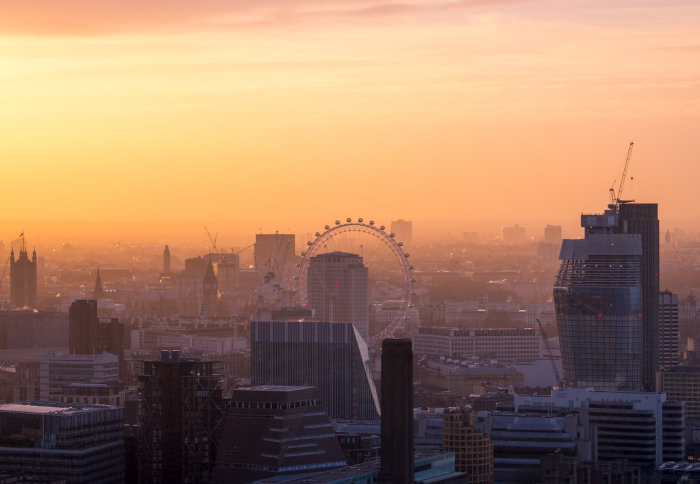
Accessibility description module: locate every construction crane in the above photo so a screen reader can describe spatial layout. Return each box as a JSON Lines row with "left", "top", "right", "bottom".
{"left": 608, "top": 141, "right": 635, "bottom": 211}
{"left": 536, "top": 318, "right": 562, "bottom": 388}
{"left": 232, "top": 243, "right": 254, "bottom": 255}
{"left": 203, "top": 226, "right": 219, "bottom": 254}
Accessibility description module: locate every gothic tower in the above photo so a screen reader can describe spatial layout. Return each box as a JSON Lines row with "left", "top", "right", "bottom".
{"left": 10, "top": 246, "right": 37, "bottom": 309}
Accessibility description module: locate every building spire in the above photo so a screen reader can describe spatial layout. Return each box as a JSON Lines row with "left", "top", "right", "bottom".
{"left": 93, "top": 268, "right": 104, "bottom": 299}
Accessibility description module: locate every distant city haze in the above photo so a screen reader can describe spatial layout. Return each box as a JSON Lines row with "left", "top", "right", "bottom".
{"left": 1, "top": 1, "right": 699, "bottom": 241}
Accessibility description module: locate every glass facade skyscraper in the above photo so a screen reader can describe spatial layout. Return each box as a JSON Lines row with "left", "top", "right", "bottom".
{"left": 554, "top": 230, "right": 643, "bottom": 391}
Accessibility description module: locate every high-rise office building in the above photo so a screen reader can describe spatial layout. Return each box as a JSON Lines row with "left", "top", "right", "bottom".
{"left": 659, "top": 291, "right": 680, "bottom": 371}
{"left": 554, "top": 230, "right": 643, "bottom": 391}
{"left": 543, "top": 224, "right": 562, "bottom": 245}
{"left": 618, "top": 203, "right": 660, "bottom": 391}
{"left": 251, "top": 320, "right": 380, "bottom": 421}
{"left": 163, "top": 244, "right": 171, "bottom": 274}
{"left": 40, "top": 352, "right": 119, "bottom": 401}
{"left": 501, "top": 224, "right": 526, "bottom": 244}
{"left": 10, "top": 247, "right": 37, "bottom": 309}
{"left": 203, "top": 259, "right": 218, "bottom": 317}
{"left": 137, "top": 350, "right": 224, "bottom": 484}
{"left": 390, "top": 219, "right": 413, "bottom": 244}
{"left": 69, "top": 299, "right": 125, "bottom": 380}
{"left": 211, "top": 386, "right": 347, "bottom": 483}
{"left": 0, "top": 401, "right": 124, "bottom": 483}
{"left": 379, "top": 339, "right": 414, "bottom": 484}
{"left": 307, "top": 252, "right": 369, "bottom": 342}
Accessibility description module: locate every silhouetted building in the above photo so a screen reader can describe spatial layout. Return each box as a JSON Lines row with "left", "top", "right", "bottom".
{"left": 137, "top": 350, "right": 224, "bottom": 484}
{"left": 69, "top": 299, "right": 98, "bottom": 355}
{"left": 210, "top": 386, "right": 347, "bottom": 483}
{"left": 0, "top": 310, "right": 67, "bottom": 349}
{"left": 391, "top": 219, "right": 413, "bottom": 244}
{"left": 659, "top": 291, "right": 680, "bottom": 371}
{"left": 251, "top": 320, "right": 380, "bottom": 420}
{"left": 618, "top": 203, "right": 660, "bottom": 391}
{"left": 10, "top": 247, "right": 37, "bottom": 309}
{"left": 93, "top": 268, "right": 104, "bottom": 299}
{"left": 379, "top": 339, "right": 414, "bottom": 484}
{"left": 163, "top": 245, "right": 171, "bottom": 274}
{"left": 0, "top": 401, "right": 124, "bottom": 483}
{"left": 203, "top": 259, "right": 218, "bottom": 317}
{"left": 544, "top": 224, "right": 562, "bottom": 245}
{"left": 555, "top": 229, "right": 643, "bottom": 391}
{"left": 307, "top": 252, "right": 369, "bottom": 342}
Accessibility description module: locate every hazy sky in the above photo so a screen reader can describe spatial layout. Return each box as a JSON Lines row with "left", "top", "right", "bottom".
{"left": 2, "top": 0, "right": 699, "bottom": 243}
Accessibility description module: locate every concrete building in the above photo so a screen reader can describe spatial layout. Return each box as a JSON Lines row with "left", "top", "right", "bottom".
{"left": 211, "top": 386, "right": 347, "bottom": 483}
{"left": 501, "top": 225, "right": 526, "bottom": 245}
{"left": 252, "top": 320, "right": 380, "bottom": 421}
{"left": 307, "top": 252, "right": 370, "bottom": 342}
{"left": 417, "top": 360, "right": 524, "bottom": 397}
{"left": 413, "top": 327, "right": 540, "bottom": 363}
{"left": 137, "top": 350, "right": 224, "bottom": 484}
{"left": 0, "top": 401, "right": 124, "bottom": 483}
{"left": 39, "top": 352, "right": 119, "bottom": 401}
{"left": 658, "top": 366, "right": 700, "bottom": 419}
{"left": 513, "top": 387, "right": 684, "bottom": 468}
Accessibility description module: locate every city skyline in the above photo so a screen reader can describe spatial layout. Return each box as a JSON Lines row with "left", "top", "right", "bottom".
{"left": 1, "top": 0, "right": 699, "bottom": 240}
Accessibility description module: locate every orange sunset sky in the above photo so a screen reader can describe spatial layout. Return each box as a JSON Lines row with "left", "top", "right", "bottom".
{"left": 1, "top": 0, "right": 699, "bottom": 244}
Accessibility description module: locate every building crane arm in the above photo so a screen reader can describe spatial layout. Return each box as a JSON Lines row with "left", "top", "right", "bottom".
{"left": 615, "top": 141, "right": 634, "bottom": 204}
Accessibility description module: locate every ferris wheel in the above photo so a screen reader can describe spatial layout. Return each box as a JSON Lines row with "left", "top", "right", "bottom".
{"left": 296, "top": 218, "right": 415, "bottom": 347}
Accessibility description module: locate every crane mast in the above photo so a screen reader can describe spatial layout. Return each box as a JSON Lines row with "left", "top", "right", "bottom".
{"left": 608, "top": 141, "right": 634, "bottom": 211}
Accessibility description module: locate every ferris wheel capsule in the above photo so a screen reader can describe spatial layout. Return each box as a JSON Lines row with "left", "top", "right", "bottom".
{"left": 335, "top": 220, "right": 341, "bottom": 225}
{"left": 324, "top": 225, "right": 330, "bottom": 230}
{"left": 380, "top": 225, "right": 385, "bottom": 230}
{"left": 307, "top": 241, "right": 313, "bottom": 246}
{"left": 315, "top": 232, "right": 320, "bottom": 237}
{"left": 369, "top": 220, "right": 375, "bottom": 225}
{"left": 346, "top": 218, "right": 352, "bottom": 223}
{"left": 300, "top": 252, "right": 306, "bottom": 257}
{"left": 390, "top": 233, "right": 395, "bottom": 237}
{"left": 404, "top": 253, "right": 410, "bottom": 257}
{"left": 409, "top": 265, "right": 414, "bottom": 270}
{"left": 398, "top": 242, "right": 403, "bottom": 247}
{"left": 358, "top": 218, "right": 363, "bottom": 223}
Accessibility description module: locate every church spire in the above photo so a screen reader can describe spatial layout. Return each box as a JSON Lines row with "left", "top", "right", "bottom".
{"left": 93, "top": 268, "right": 104, "bottom": 299}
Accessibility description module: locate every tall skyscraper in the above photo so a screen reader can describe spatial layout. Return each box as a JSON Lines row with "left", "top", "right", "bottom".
{"left": 554, "top": 229, "right": 643, "bottom": 391}
{"left": 307, "top": 252, "right": 369, "bottom": 342}
{"left": 379, "top": 339, "right": 414, "bottom": 484}
{"left": 390, "top": 219, "right": 413, "bottom": 244}
{"left": 203, "top": 259, "right": 218, "bottom": 317}
{"left": 618, "top": 203, "right": 660, "bottom": 391}
{"left": 163, "top": 244, "right": 171, "bottom": 274}
{"left": 659, "top": 291, "right": 680, "bottom": 371}
{"left": 251, "top": 320, "right": 380, "bottom": 421}
{"left": 69, "top": 299, "right": 98, "bottom": 354}
{"left": 10, "top": 247, "right": 37, "bottom": 309}
{"left": 138, "top": 350, "right": 224, "bottom": 484}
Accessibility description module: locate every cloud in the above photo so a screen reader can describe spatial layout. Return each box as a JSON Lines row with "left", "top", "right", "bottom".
{"left": 0, "top": 0, "right": 532, "bottom": 36}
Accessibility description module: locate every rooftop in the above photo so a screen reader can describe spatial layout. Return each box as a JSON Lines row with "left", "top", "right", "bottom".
{"left": 0, "top": 401, "right": 119, "bottom": 416}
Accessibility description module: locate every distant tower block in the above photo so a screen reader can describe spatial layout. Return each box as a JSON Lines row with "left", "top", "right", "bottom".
{"left": 390, "top": 219, "right": 413, "bottom": 245}
{"left": 544, "top": 224, "right": 563, "bottom": 245}
{"left": 203, "top": 259, "right": 218, "bottom": 317}
{"left": 10, "top": 246, "right": 37, "bottom": 309}
{"left": 163, "top": 245, "right": 171, "bottom": 274}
